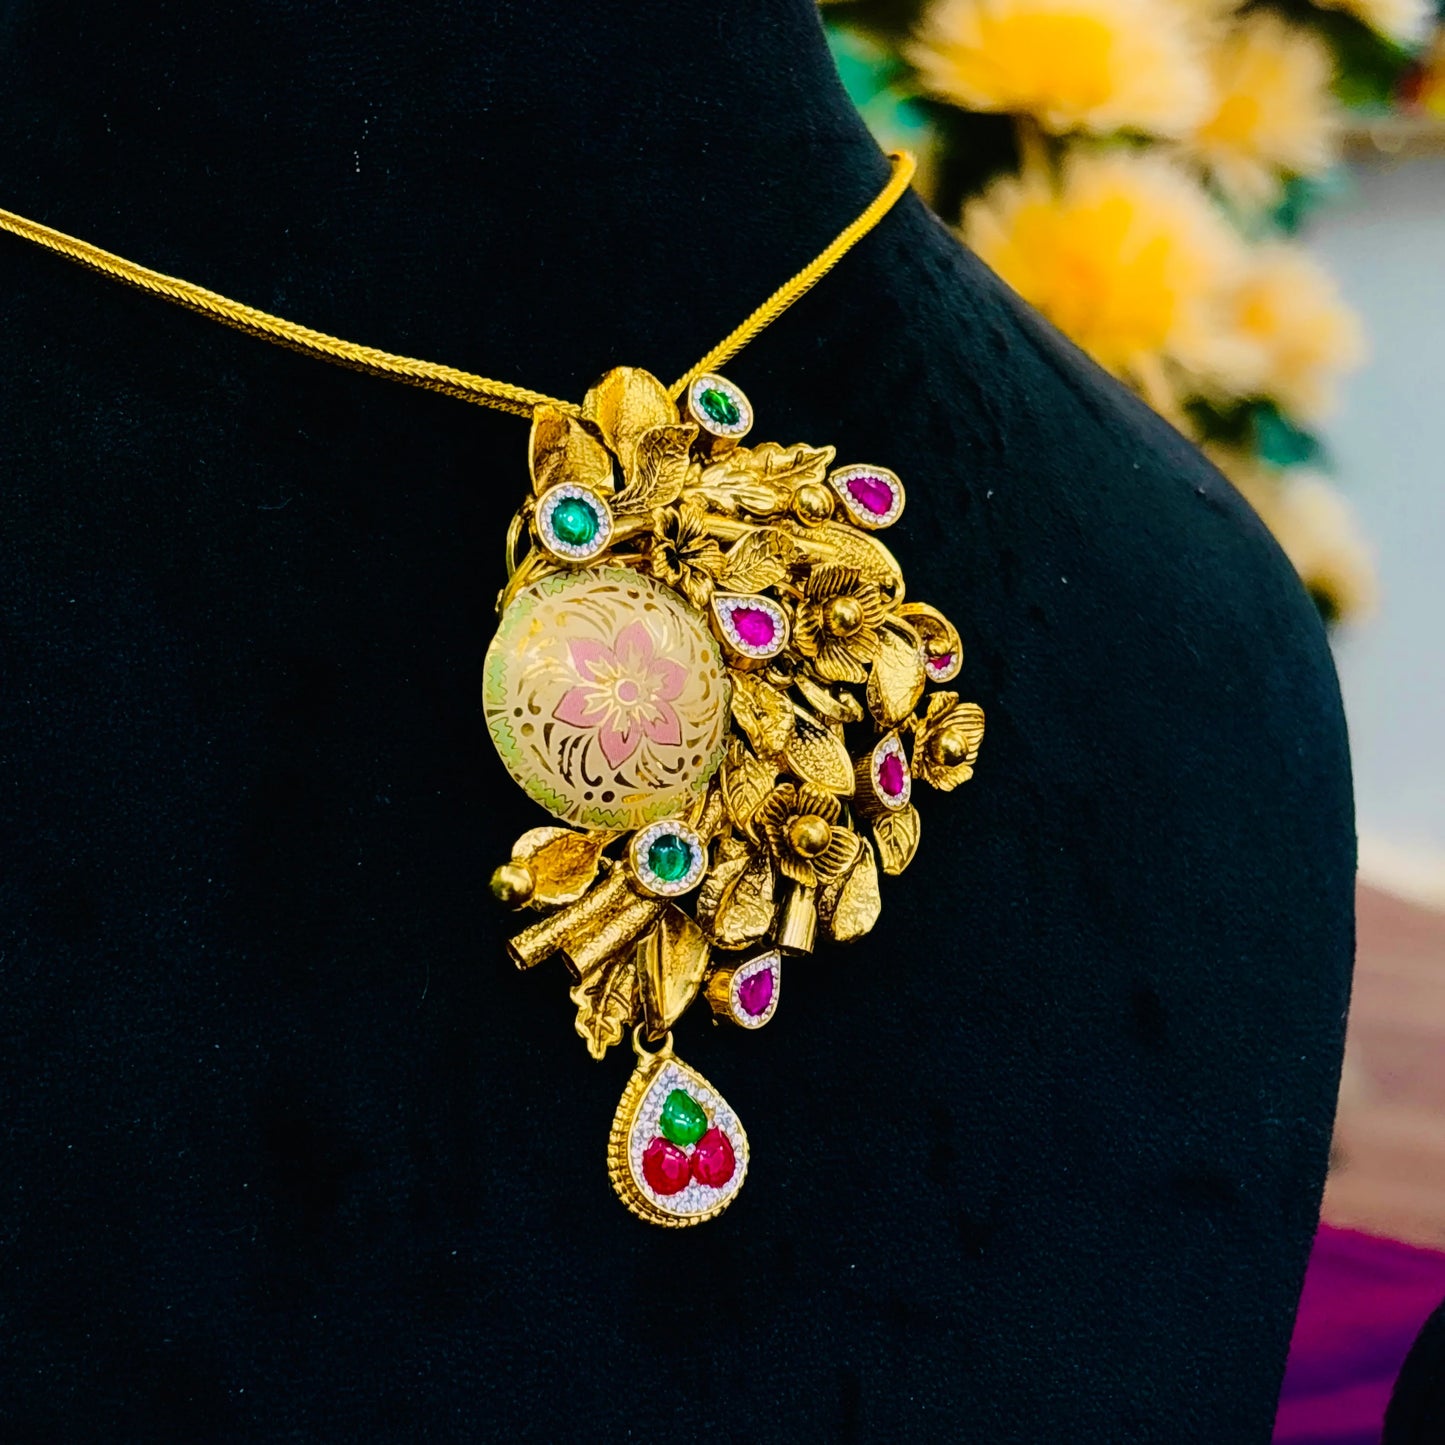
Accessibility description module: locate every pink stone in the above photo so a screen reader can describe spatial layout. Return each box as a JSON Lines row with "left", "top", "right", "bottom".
{"left": 928, "top": 652, "right": 954, "bottom": 674}
{"left": 878, "top": 751, "right": 906, "bottom": 799}
{"left": 847, "top": 474, "right": 895, "bottom": 517}
{"left": 737, "top": 966, "right": 775, "bottom": 1018}
{"left": 642, "top": 1136, "right": 692, "bottom": 1196}
{"left": 730, "top": 606, "right": 777, "bottom": 649}
{"left": 690, "top": 1127, "right": 737, "bottom": 1189}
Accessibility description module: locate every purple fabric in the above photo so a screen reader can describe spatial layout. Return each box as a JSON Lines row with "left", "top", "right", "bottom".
{"left": 1274, "top": 1225, "right": 1445, "bottom": 1444}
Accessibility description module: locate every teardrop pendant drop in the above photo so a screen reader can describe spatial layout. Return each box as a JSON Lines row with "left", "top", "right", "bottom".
{"left": 607, "top": 1029, "right": 749, "bottom": 1227}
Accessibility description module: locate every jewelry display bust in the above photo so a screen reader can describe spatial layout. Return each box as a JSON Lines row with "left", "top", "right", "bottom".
{"left": 0, "top": 1, "right": 1353, "bottom": 1439}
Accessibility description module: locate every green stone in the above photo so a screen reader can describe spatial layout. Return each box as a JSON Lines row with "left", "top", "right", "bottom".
{"left": 698, "top": 386, "right": 741, "bottom": 428}
{"left": 550, "top": 496, "right": 599, "bottom": 547}
{"left": 646, "top": 833, "right": 693, "bottom": 883}
{"left": 659, "top": 1088, "right": 708, "bottom": 1147}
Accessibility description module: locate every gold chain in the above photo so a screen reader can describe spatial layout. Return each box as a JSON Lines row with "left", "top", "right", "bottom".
{"left": 0, "top": 153, "right": 915, "bottom": 420}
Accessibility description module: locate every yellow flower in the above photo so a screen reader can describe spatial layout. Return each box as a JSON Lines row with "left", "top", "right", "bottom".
{"left": 1313, "top": 0, "right": 1432, "bottom": 45}
{"left": 1188, "top": 12, "right": 1340, "bottom": 209}
{"left": 909, "top": 0, "right": 1210, "bottom": 136}
{"left": 792, "top": 565, "right": 889, "bottom": 684}
{"left": 1209, "top": 450, "right": 1378, "bottom": 624}
{"left": 963, "top": 149, "right": 1263, "bottom": 411}
{"left": 756, "top": 783, "right": 860, "bottom": 888}
{"left": 650, "top": 495, "right": 723, "bottom": 610}
{"left": 1230, "top": 243, "right": 1365, "bottom": 421}
{"left": 911, "top": 693, "right": 986, "bottom": 791}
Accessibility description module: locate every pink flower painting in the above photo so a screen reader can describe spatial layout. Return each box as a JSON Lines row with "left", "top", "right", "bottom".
{"left": 553, "top": 621, "right": 687, "bottom": 769}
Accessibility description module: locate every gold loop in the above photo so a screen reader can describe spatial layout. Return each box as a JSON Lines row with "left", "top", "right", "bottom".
{"left": 632, "top": 1025, "right": 674, "bottom": 1060}
{"left": 0, "top": 153, "right": 915, "bottom": 420}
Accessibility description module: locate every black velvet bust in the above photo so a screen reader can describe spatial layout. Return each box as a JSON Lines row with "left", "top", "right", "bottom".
{"left": 0, "top": 2, "right": 1355, "bottom": 1439}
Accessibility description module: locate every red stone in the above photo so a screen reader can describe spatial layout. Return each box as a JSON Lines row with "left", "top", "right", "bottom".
{"left": 878, "top": 750, "right": 907, "bottom": 798}
{"left": 642, "top": 1136, "right": 692, "bottom": 1195}
{"left": 737, "top": 966, "right": 774, "bottom": 1018}
{"left": 690, "top": 1127, "right": 737, "bottom": 1189}
{"left": 847, "top": 474, "right": 895, "bottom": 516}
{"left": 927, "top": 652, "right": 954, "bottom": 674}
{"left": 730, "top": 606, "right": 777, "bottom": 649}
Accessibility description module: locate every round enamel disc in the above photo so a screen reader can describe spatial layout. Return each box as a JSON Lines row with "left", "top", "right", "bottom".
{"left": 483, "top": 567, "right": 730, "bottom": 830}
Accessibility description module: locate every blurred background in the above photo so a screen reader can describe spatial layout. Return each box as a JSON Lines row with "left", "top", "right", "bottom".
{"left": 819, "top": 0, "right": 1445, "bottom": 1436}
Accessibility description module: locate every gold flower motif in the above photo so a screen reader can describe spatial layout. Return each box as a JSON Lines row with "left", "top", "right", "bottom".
{"left": 792, "top": 564, "right": 889, "bottom": 684}
{"left": 912, "top": 692, "right": 986, "bottom": 791}
{"left": 650, "top": 496, "right": 724, "bottom": 610}
{"left": 756, "top": 782, "right": 860, "bottom": 888}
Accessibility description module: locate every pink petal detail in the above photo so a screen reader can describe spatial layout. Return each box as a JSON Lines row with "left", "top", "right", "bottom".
{"left": 642, "top": 699, "right": 682, "bottom": 749}
{"left": 554, "top": 685, "right": 607, "bottom": 728}
{"left": 567, "top": 637, "right": 613, "bottom": 682}
{"left": 598, "top": 718, "right": 640, "bottom": 769}
{"left": 648, "top": 655, "right": 687, "bottom": 704}
{"left": 613, "top": 621, "right": 656, "bottom": 671}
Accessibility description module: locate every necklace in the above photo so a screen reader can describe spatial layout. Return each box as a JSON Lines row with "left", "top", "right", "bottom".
{"left": 1, "top": 152, "right": 987, "bottom": 1228}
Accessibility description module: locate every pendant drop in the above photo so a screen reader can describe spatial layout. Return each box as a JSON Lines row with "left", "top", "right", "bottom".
{"left": 607, "top": 1028, "right": 749, "bottom": 1227}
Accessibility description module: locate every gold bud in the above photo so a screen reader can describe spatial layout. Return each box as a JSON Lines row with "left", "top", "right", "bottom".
{"left": 930, "top": 727, "right": 968, "bottom": 769}
{"left": 823, "top": 595, "right": 864, "bottom": 638}
{"left": 786, "top": 814, "right": 833, "bottom": 858}
{"left": 792, "top": 482, "right": 835, "bottom": 525}
{"left": 490, "top": 861, "right": 536, "bottom": 907}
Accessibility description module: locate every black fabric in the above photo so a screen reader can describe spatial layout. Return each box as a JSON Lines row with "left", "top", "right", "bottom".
{"left": 1385, "top": 1296, "right": 1445, "bottom": 1442}
{"left": 0, "top": 2, "right": 1354, "bottom": 1440}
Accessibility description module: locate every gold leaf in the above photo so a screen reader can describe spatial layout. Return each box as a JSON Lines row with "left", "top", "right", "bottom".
{"left": 866, "top": 622, "right": 926, "bottom": 726}
{"left": 794, "top": 674, "right": 864, "bottom": 726}
{"left": 528, "top": 405, "right": 613, "bottom": 497}
{"left": 785, "top": 521, "right": 904, "bottom": 591}
{"left": 695, "top": 441, "right": 837, "bottom": 517}
{"left": 696, "top": 839, "right": 778, "bottom": 949}
{"left": 819, "top": 836, "right": 882, "bottom": 942}
{"left": 873, "top": 804, "right": 921, "bottom": 876}
{"left": 899, "top": 601, "right": 961, "bottom": 665}
{"left": 636, "top": 904, "right": 712, "bottom": 1036}
{"left": 612, "top": 423, "right": 698, "bottom": 515}
{"left": 569, "top": 951, "right": 639, "bottom": 1060}
{"left": 511, "top": 826, "right": 614, "bottom": 909}
{"left": 715, "top": 527, "right": 799, "bottom": 593}
{"left": 730, "top": 670, "right": 795, "bottom": 758}
{"left": 720, "top": 743, "right": 778, "bottom": 841}
{"left": 785, "top": 712, "right": 855, "bottom": 795}
{"left": 581, "top": 367, "right": 677, "bottom": 478}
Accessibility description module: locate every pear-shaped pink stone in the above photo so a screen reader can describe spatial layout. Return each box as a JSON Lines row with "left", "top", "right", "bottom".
{"left": 878, "top": 751, "right": 907, "bottom": 799}
{"left": 847, "top": 474, "right": 895, "bottom": 516}
{"left": 730, "top": 606, "right": 777, "bottom": 649}
{"left": 737, "top": 966, "right": 775, "bottom": 1018}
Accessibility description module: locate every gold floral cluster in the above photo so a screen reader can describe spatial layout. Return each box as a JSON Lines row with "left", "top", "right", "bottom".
{"left": 491, "top": 367, "right": 985, "bottom": 1058}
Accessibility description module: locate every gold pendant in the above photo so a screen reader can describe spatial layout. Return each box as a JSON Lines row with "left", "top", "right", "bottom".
{"left": 486, "top": 365, "right": 986, "bottom": 1226}
{"left": 608, "top": 1029, "right": 749, "bottom": 1228}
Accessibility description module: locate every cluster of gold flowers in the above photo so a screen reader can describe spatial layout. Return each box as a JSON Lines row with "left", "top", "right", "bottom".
{"left": 893, "top": 0, "right": 1418, "bottom": 622}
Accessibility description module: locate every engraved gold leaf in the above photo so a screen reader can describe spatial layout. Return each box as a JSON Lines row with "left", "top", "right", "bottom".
{"left": 720, "top": 743, "right": 779, "bottom": 841}
{"left": 695, "top": 441, "right": 836, "bottom": 517}
{"left": 697, "top": 836, "right": 778, "bottom": 948}
{"left": 730, "top": 670, "right": 795, "bottom": 758}
{"left": 612, "top": 423, "right": 698, "bottom": 515}
{"left": 794, "top": 674, "right": 864, "bottom": 726}
{"left": 900, "top": 601, "right": 961, "bottom": 665}
{"left": 581, "top": 367, "right": 677, "bottom": 479}
{"left": 715, "top": 527, "right": 799, "bottom": 593}
{"left": 818, "top": 835, "right": 882, "bottom": 941}
{"left": 528, "top": 405, "right": 613, "bottom": 497}
{"left": 785, "top": 711, "right": 855, "bottom": 795}
{"left": 511, "top": 826, "right": 614, "bottom": 909}
{"left": 866, "top": 622, "right": 927, "bottom": 726}
{"left": 636, "top": 904, "right": 712, "bottom": 1037}
{"left": 785, "top": 520, "right": 904, "bottom": 591}
{"left": 570, "top": 951, "right": 639, "bottom": 1060}
{"left": 873, "top": 804, "right": 921, "bottom": 876}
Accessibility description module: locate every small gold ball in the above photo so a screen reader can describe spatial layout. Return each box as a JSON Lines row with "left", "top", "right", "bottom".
{"left": 930, "top": 727, "right": 968, "bottom": 769}
{"left": 787, "top": 813, "right": 833, "bottom": 858}
{"left": 792, "top": 483, "right": 835, "bottom": 525}
{"left": 823, "top": 595, "right": 864, "bottom": 638}
{"left": 490, "top": 861, "right": 535, "bottom": 907}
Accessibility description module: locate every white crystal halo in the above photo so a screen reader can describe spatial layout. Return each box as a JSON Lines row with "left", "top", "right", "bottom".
{"left": 535, "top": 482, "right": 614, "bottom": 562}
{"left": 710, "top": 591, "right": 790, "bottom": 661}
{"left": 828, "top": 464, "right": 905, "bottom": 530}
{"left": 608, "top": 1053, "right": 749, "bottom": 1227}
{"left": 629, "top": 821, "right": 707, "bottom": 897}
{"left": 729, "top": 951, "right": 781, "bottom": 1029}
{"left": 686, "top": 372, "right": 753, "bottom": 441}
{"left": 869, "top": 732, "right": 912, "bottom": 811}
